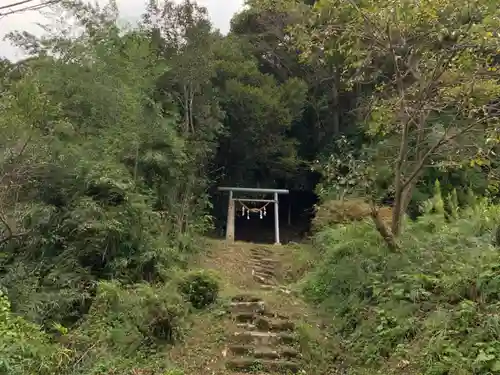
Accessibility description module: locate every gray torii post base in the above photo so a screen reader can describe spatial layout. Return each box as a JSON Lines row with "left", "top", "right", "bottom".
{"left": 218, "top": 187, "right": 289, "bottom": 245}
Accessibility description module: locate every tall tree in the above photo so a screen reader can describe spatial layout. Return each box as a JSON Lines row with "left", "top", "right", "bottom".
{"left": 144, "top": 0, "right": 222, "bottom": 138}
{"left": 211, "top": 35, "right": 307, "bottom": 188}
{"left": 141, "top": 1, "right": 225, "bottom": 235}
{"left": 295, "top": 0, "right": 500, "bottom": 245}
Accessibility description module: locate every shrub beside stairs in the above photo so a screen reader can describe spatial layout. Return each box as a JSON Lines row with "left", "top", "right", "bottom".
{"left": 225, "top": 246, "right": 302, "bottom": 374}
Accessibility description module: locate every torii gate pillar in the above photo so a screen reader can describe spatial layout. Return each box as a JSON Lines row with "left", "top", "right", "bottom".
{"left": 218, "top": 187, "right": 289, "bottom": 245}
{"left": 226, "top": 190, "right": 235, "bottom": 242}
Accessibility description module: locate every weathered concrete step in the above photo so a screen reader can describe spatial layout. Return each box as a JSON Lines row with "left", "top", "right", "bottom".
{"left": 251, "top": 267, "right": 276, "bottom": 277}
{"left": 251, "top": 266, "right": 275, "bottom": 277}
{"left": 250, "top": 255, "right": 275, "bottom": 262}
{"left": 250, "top": 257, "right": 278, "bottom": 265}
{"left": 229, "top": 301, "right": 266, "bottom": 314}
{"left": 262, "top": 311, "right": 290, "bottom": 320}
{"left": 232, "top": 294, "right": 263, "bottom": 303}
{"left": 252, "top": 272, "right": 275, "bottom": 285}
{"left": 226, "top": 357, "right": 300, "bottom": 373}
{"left": 250, "top": 247, "right": 273, "bottom": 255}
{"left": 236, "top": 310, "right": 290, "bottom": 320}
{"left": 229, "top": 344, "right": 300, "bottom": 360}
{"left": 234, "top": 312, "right": 258, "bottom": 323}
{"left": 253, "top": 270, "right": 275, "bottom": 281}
{"left": 237, "top": 323, "right": 257, "bottom": 330}
{"left": 233, "top": 314, "right": 294, "bottom": 332}
{"left": 250, "top": 253, "right": 276, "bottom": 261}
{"left": 255, "top": 317, "right": 294, "bottom": 332}
{"left": 259, "top": 285, "right": 292, "bottom": 295}
{"left": 251, "top": 256, "right": 276, "bottom": 264}
{"left": 232, "top": 331, "right": 297, "bottom": 346}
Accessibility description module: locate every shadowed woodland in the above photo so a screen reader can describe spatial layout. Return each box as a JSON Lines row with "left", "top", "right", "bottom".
{"left": 2, "top": 0, "right": 500, "bottom": 374}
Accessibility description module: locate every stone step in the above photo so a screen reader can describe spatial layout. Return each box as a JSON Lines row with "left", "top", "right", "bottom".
{"left": 250, "top": 252, "right": 276, "bottom": 259}
{"left": 250, "top": 247, "right": 273, "bottom": 255}
{"left": 259, "top": 284, "right": 275, "bottom": 290}
{"left": 250, "top": 254, "right": 274, "bottom": 261}
{"left": 251, "top": 254, "right": 277, "bottom": 261}
{"left": 250, "top": 263, "right": 276, "bottom": 275}
{"left": 232, "top": 294, "right": 263, "bottom": 303}
{"left": 229, "top": 344, "right": 300, "bottom": 360}
{"left": 253, "top": 273, "right": 275, "bottom": 283}
{"left": 234, "top": 312, "right": 257, "bottom": 323}
{"left": 254, "top": 256, "right": 274, "bottom": 263}
{"left": 232, "top": 331, "right": 297, "bottom": 346}
{"left": 259, "top": 284, "right": 292, "bottom": 295}
{"left": 237, "top": 323, "right": 257, "bottom": 330}
{"left": 252, "top": 272, "right": 275, "bottom": 285}
{"left": 250, "top": 254, "right": 277, "bottom": 262}
{"left": 229, "top": 301, "right": 266, "bottom": 314}
{"left": 255, "top": 317, "right": 295, "bottom": 332}
{"left": 226, "top": 358, "right": 300, "bottom": 373}
{"left": 233, "top": 314, "right": 294, "bottom": 332}
{"left": 262, "top": 311, "right": 290, "bottom": 320}
{"left": 251, "top": 266, "right": 275, "bottom": 277}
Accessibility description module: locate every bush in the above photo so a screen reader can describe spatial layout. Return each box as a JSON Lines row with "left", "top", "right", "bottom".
{"left": 0, "top": 290, "right": 68, "bottom": 375}
{"left": 81, "top": 281, "right": 187, "bottom": 345}
{"left": 302, "top": 200, "right": 500, "bottom": 375}
{"left": 312, "top": 198, "right": 392, "bottom": 230}
{"left": 50, "top": 281, "right": 188, "bottom": 374}
{"left": 178, "top": 270, "right": 219, "bottom": 309}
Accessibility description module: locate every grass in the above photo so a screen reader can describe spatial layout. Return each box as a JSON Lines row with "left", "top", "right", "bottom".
{"left": 0, "top": 236, "right": 331, "bottom": 375}
{"left": 167, "top": 304, "right": 229, "bottom": 374}
{"left": 14, "top": 196, "right": 499, "bottom": 375}
{"left": 168, "top": 239, "right": 332, "bottom": 375}
{"left": 299, "top": 199, "right": 500, "bottom": 375}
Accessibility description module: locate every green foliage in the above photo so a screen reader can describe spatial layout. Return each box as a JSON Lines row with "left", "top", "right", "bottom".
{"left": 80, "top": 281, "right": 187, "bottom": 345}
{"left": 292, "top": 0, "right": 500, "bottom": 235}
{"left": 4, "top": 0, "right": 500, "bottom": 374}
{"left": 179, "top": 270, "right": 219, "bottom": 309}
{"left": 0, "top": 290, "right": 68, "bottom": 375}
{"left": 0, "top": 0, "right": 211, "bottom": 324}
{"left": 0, "top": 2, "right": 216, "bottom": 374}
{"left": 0, "top": 282, "right": 187, "bottom": 375}
{"left": 432, "top": 180, "right": 445, "bottom": 214}
{"left": 211, "top": 36, "right": 308, "bottom": 188}
{"left": 54, "top": 281, "right": 187, "bottom": 375}
{"left": 164, "top": 370, "right": 184, "bottom": 375}
{"left": 303, "top": 196, "right": 500, "bottom": 374}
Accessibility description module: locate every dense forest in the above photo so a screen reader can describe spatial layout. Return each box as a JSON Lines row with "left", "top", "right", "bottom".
{"left": 1, "top": 0, "right": 500, "bottom": 374}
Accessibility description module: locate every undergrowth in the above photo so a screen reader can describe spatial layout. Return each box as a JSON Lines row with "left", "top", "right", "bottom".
{"left": 0, "top": 269, "right": 220, "bottom": 375}
{"left": 302, "top": 197, "right": 500, "bottom": 374}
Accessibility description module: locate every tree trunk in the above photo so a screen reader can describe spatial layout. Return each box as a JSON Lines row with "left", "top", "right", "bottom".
{"left": 183, "top": 85, "right": 189, "bottom": 134}
{"left": 189, "top": 88, "right": 195, "bottom": 134}
{"left": 391, "top": 113, "right": 411, "bottom": 236}
{"left": 133, "top": 141, "right": 140, "bottom": 182}
{"left": 332, "top": 67, "right": 341, "bottom": 135}
{"left": 370, "top": 204, "right": 400, "bottom": 252}
{"left": 391, "top": 173, "right": 405, "bottom": 236}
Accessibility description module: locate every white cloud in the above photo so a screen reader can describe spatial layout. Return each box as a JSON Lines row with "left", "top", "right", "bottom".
{"left": 0, "top": 0, "right": 244, "bottom": 60}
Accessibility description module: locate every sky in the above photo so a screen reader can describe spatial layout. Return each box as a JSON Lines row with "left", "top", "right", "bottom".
{"left": 0, "top": 0, "right": 245, "bottom": 60}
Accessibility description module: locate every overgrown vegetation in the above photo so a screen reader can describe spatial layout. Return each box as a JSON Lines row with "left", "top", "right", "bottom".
{"left": 1, "top": 0, "right": 500, "bottom": 374}
{"left": 179, "top": 270, "right": 219, "bottom": 309}
{"left": 0, "top": 2, "right": 221, "bottom": 373}
{"left": 303, "top": 189, "right": 500, "bottom": 374}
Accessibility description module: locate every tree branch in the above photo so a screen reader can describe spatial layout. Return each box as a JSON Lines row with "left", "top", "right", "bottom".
{"left": 402, "top": 117, "right": 489, "bottom": 190}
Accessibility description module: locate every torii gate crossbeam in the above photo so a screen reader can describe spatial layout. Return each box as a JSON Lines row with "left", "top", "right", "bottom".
{"left": 217, "top": 187, "right": 289, "bottom": 245}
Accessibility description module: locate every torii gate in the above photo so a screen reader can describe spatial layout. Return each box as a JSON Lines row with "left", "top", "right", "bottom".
{"left": 218, "top": 187, "right": 289, "bottom": 245}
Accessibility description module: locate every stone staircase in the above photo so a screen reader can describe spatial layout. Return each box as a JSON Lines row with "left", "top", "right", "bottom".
{"left": 225, "top": 246, "right": 301, "bottom": 374}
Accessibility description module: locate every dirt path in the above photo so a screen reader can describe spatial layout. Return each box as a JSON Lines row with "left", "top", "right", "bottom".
{"left": 168, "top": 240, "right": 325, "bottom": 375}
